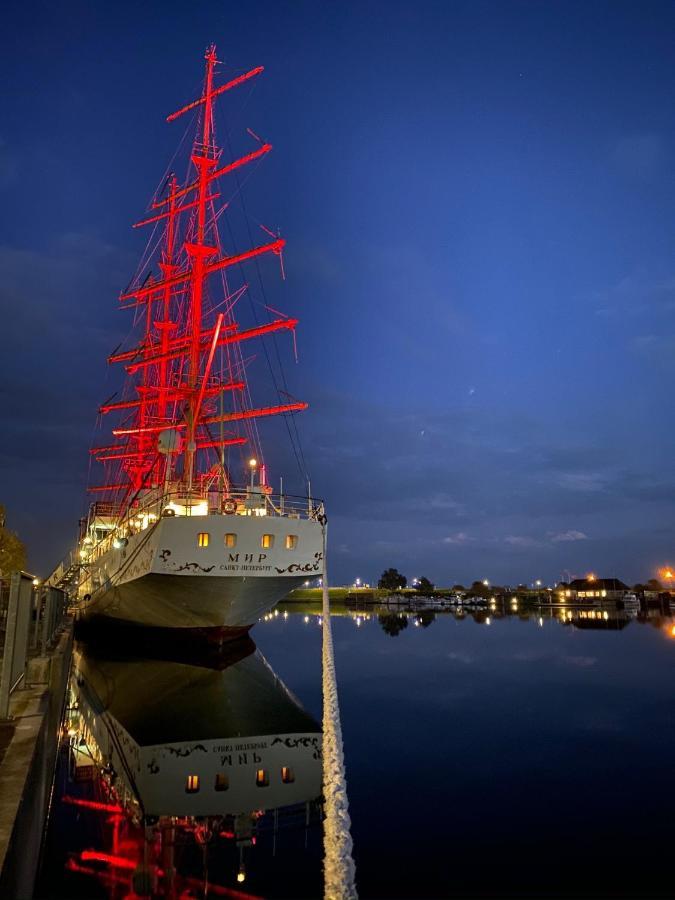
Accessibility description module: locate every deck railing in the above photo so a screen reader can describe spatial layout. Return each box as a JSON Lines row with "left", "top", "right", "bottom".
{"left": 82, "top": 488, "right": 325, "bottom": 562}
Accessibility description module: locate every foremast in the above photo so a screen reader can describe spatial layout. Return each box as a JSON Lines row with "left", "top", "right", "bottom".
{"left": 88, "top": 45, "right": 308, "bottom": 517}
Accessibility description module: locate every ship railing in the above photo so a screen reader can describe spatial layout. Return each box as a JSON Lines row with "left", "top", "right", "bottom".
{"left": 83, "top": 489, "right": 325, "bottom": 561}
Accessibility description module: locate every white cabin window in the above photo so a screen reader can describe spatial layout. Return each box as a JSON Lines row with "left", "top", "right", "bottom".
{"left": 285, "top": 534, "right": 298, "bottom": 550}
{"left": 262, "top": 534, "right": 274, "bottom": 549}
{"left": 197, "top": 532, "right": 210, "bottom": 548}
{"left": 224, "top": 533, "right": 237, "bottom": 548}
{"left": 185, "top": 774, "right": 200, "bottom": 793}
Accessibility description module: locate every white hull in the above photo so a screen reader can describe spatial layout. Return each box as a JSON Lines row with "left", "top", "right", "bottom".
{"left": 79, "top": 513, "right": 324, "bottom": 630}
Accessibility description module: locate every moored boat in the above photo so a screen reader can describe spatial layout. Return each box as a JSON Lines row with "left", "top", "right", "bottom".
{"left": 68, "top": 45, "right": 324, "bottom": 634}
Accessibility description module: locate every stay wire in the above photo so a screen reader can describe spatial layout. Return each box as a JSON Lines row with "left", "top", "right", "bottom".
{"left": 217, "top": 106, "right": 309, "bottom": 485}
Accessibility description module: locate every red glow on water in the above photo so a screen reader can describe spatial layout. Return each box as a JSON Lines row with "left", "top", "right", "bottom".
{"left": 62, "top": 796, "right": 124, "bottom": 814}
{"left": 80, "top": 850, "right": 138, "bottom": 870}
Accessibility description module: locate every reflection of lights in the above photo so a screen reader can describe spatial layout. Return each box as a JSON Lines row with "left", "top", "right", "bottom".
{"left": 274, "top": 610, "right": 279, "bottom": 617}
{"left": 603, "top": 611, "right": 609, "bottom": 621}
{"left": 303, "top": 616, "right": 309, "bottom": 623}
{"left": 538, "top": 617, "right": 544, "bottom": 627}
{"left": 485, "top": 617, "right": 491, "bottom": 625}
{"left": 670, "top": 624, "right": 675, "bottom": 638}
{"left": 283, "top": 611, "right": 288, "bottom": 619}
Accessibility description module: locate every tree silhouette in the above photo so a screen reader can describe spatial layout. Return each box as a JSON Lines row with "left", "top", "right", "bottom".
{"left": 378, "top": 613, "right": 409, "bottom": 637}
{"left": 378, "top": 568, "right": 407, "bottom": 590}
{"left": 418, "top": 611, "right": 436, "bottom": 628}
{"left": 0, "top": 505, "right": 26, "bottom": 576}
{"left": 416, "top": 576, "right": 434, "bottom": 595}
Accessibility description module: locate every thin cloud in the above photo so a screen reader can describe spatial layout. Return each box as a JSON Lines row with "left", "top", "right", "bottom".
{"left": 551, "top": 530, "right": 588, "bottom": 543}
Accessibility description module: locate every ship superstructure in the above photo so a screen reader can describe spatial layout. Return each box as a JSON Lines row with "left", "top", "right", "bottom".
{"left": 76, "top": 46, "right": 324, "bottom": 633}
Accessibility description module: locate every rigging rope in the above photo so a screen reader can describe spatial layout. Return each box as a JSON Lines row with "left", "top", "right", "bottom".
{"left": 217, "top": 105, "right": 309, "bottom": 485}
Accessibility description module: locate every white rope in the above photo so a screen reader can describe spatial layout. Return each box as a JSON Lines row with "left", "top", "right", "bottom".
{"left": 321, "top": 523, "right": 357, "bottom": 900}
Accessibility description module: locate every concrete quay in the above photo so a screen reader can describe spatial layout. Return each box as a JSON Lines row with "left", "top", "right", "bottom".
{"left": 0, "top": 622, "right": 73, "bottom": 899}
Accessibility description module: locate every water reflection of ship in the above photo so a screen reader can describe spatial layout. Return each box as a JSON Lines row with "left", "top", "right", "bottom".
{"left": 62, "top": 640, "right": 322, "bottom": 893}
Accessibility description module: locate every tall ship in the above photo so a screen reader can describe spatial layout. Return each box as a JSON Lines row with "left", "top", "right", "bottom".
{"left": 73, "top": 45, "right": 325, "bottom": 636}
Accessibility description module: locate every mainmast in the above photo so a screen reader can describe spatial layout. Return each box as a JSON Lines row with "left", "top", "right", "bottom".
{"left": 89, "top": 45, "right": 308, "bottom": 508}
{"left": 185, "top": 46, "right": 219, "bottom": 491}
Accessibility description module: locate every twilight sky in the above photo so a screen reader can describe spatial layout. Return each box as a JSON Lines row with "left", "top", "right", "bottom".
{"left": 3, "top": 0, "right": 675, "bottom": 585}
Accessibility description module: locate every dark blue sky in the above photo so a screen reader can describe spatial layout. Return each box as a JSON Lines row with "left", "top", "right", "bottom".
{"left": 3, "top": 0, "right": 675, "bottom": 585}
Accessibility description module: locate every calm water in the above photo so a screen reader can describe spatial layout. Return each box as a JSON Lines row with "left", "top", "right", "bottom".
{"left": 38, "top": 601, "right": 675, "bottom": 899}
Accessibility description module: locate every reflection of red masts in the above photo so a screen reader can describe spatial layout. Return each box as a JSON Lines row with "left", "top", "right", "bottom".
{"left": 62, "top": 796, "right": 124, "bottom": 814}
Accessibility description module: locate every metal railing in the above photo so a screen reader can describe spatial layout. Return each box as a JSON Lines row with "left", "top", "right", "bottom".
{"left": 0, "top": 574, "right": 68, "bottom": 718}
{"left": 82, "top": 487, "right": 325, "bottom": 563}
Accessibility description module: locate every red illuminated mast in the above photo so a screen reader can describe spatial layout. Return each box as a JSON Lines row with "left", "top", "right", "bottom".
{"left": 89, "top": 45, "right": 306, "bottom": 505}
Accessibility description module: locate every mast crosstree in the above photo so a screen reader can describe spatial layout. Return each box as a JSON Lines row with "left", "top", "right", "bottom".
{"left": 89, "top": 45, "right": 306, "bottom": 507}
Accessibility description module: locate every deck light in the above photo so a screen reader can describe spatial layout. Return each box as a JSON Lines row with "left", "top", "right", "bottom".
{"left": 32, "top": 578, "right": 40, "bottom": 587}
{"left": 249, "top": 458, "right": 257, "bottom": 468}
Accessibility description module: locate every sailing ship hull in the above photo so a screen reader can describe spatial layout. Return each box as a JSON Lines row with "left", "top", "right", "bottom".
{"left": 79, "top": 513, "right": 324, "bottom": 632}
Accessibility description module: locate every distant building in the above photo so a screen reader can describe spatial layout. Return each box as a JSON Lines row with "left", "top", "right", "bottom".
{"left": 559, "top": 577, "right": 629, "bottom": 602}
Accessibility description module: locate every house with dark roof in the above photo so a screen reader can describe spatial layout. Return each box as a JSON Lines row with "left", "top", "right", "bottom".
{"left": 558, "top": 577, "right": 629, "bottom": 602}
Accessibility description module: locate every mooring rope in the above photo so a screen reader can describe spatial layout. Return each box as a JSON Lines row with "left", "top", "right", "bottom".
{"left": 321, "top": 523, "right": 357, "bottom": 900}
